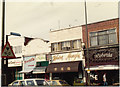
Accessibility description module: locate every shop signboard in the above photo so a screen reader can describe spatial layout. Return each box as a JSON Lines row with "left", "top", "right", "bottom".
{"left": 36, "top": 54, "right": 46, "bottom": 61}
{"left": 85, "top": 47, "right": 119, "bottom": 66}
{"left": 24, "top": 56, "right": 36, "bottom": 71}
{"left": 52, "top": 52, "right": 83, "bottom": 63}
{"left": 8, "top": 58, "right": 22, "bottom": 67}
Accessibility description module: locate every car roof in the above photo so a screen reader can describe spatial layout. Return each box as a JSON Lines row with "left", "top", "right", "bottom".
{"left": 48, "top": 80, "right": 64, "bottom": 81}
{"left": 24, "top": 78, "right": 45, "bottom": 80}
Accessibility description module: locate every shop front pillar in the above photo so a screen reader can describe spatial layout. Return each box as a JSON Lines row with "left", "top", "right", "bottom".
{"left": 50, "top": 73, "right": 52, "bottom": 80}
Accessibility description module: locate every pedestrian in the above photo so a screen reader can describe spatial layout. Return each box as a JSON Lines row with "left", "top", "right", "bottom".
{"left": 103, "top": 73, "right": 108, "bottom": 86}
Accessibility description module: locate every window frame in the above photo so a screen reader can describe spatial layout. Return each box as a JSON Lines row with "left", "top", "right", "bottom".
{"left": 89, "top": 28, "right": 117, "bottom": 47}
{"left": 51, "top": 39, "right": 82, "bottom": 52}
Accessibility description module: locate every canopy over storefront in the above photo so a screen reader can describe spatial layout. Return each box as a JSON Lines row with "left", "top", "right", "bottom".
{"left": 19, "top": 69, "right": 33, "bottom": 73}
{"left": 85, "top": 65, "right": 119, "bottom": 71}
{"left": 33, "top": 66, "right": 46, "bottom": 74}
{"left": 46, "top": 61, "right": 82, "bottom": 73}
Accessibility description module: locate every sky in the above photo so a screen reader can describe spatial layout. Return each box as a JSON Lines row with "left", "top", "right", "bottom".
{"left": 0, "top": 0, "right": 119, "bottom": 40}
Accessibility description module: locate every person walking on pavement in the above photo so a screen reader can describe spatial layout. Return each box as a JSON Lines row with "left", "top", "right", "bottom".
{"left": 103, "top": 73, "right": 108, "bottom": 86}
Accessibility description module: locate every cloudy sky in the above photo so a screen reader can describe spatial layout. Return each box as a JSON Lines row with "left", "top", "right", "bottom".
{"left": 0, "top": 0, "right": 119, "bottom": 40}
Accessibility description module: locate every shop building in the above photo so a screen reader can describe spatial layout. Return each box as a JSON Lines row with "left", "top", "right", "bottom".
{"left": 82, "top": 18, "right": 119, "bottom": 85}
{"left": 46, "top": 26, "right": 85, "bottom": 85}
{"left": 20, "top": 38, "right": 50, "bottom": 79}
{"left": 8, "top": 35, "right": 24, "bottom": 84}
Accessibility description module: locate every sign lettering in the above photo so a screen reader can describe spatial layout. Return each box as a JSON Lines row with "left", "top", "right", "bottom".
{"left": 52, "top": 52, "right": 82, "bottom": 63}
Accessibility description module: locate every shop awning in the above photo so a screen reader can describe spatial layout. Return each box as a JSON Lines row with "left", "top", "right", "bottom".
{"left": 33, "top": 66, "right": 46, "bottom": 74}
{"left": 46, "top": 61, "right": 82, "bottom": 73}
{"left": 85, "top": 65, "right": 119, "bottom": 71}
{"left": 19, "top": 69, "right": 33, "bottom": 73}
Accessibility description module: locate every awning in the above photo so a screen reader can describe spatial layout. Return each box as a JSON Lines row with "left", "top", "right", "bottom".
{"left": 85, "top": 65, "right": 119, "bottom": 71}
{"left": 19, "top": 69, "right": 33, "bottom": 73}
{"left": 46, "top": 61, "right": 82, "bottom": 73}
{"left": 33, "top": 66, "right": 46, "bottom": 74}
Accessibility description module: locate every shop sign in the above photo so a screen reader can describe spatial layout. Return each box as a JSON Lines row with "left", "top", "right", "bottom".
{"left": 36, "top": 54, "right": 46, "bottom": 61}
{"left": 24, "top": 56, "right": 36, "bottom": 71}
{"left": 85, "top": 47, "right": 119, "bottom": 66}
{"left": 52, "top": 52, "right": 82, "bottom": 63}
{"left": 8, "top": 58, "right": 22, "bottom": 67}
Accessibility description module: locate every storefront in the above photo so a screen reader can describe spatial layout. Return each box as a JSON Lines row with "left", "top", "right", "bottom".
{"left": 46, "top": 52, "right": 85, "bottom": 85}
{"left": 8, "top": 58, "right": 22, "bottom": 83}
{"left": 32, "top": 54, "right": 49, "bottom": 79}
{"left": 85, "top": 46, "right": 119, "bottom": 85}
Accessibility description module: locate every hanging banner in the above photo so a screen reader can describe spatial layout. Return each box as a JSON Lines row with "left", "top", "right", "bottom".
{"left": 24, "top": 56, "right": 36, "bottom": 71}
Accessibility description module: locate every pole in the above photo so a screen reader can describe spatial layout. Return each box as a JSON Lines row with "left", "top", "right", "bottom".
{"left": 1, "top": 0, "right": 5, "bottom": 86}
{"left": 84, "top": 0, "right": 90, "bottom": 85}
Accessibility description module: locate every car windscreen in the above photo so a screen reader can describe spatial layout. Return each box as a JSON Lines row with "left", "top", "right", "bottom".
{"left": 59, "top": 80, "right": 68, "bottom": 84}
{"left": 36, "top": 80, "right": 45, "bottom": 86}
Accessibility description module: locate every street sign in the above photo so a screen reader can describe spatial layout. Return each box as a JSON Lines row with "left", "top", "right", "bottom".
{"left": 1, "top": 41, "right": 16, "bottom": 58}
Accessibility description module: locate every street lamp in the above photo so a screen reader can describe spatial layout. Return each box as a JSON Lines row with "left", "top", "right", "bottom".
{"left": 84, "top": 0, "right": 90, "bottom": 85}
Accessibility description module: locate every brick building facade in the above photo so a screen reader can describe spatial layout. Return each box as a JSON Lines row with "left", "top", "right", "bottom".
{"left": 82, "top": 18, "right": 119, "bottom": 85}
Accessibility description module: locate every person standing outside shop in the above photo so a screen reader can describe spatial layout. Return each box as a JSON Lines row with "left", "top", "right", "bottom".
{"left": 103, "top": 73, "right": 108, "bottom": 86}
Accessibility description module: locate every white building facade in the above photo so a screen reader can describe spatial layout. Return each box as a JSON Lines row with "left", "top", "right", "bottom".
{"left": 22, "top": 38, "right": 50, "bottom": 79}
{"left": 46, "top": 26, "right": 86, "bottom": 85}
{"left": 8, "top": 35, "right": 24, "bottom": 83}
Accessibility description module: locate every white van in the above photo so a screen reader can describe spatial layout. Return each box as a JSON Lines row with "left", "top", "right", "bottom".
{"left": 8, "top": 78, "right": 49, "bottom": 86}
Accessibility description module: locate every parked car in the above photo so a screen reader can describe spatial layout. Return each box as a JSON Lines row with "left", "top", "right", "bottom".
{"left": 47, "top": 80, "right": 69, "bottom": 86}
{"left": 8, "top": 78, "right": 49, "bottom": 86}
{"left": 73, "top": 79, "right": 85, "bottom": 86}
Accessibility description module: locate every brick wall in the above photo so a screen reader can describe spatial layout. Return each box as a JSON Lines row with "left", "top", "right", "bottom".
{"left": 82, "top": 18, "right": 119, "bottom": 47}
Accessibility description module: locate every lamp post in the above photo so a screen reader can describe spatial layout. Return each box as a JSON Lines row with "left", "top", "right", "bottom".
{"left": 2, "top": 33, "right": 21, "bottom": 85}
{"left": 84, "top": 0, "right": 90, "bottom": 85}
{"left": 1, "top": 0, "right": 5, "bottom": 86}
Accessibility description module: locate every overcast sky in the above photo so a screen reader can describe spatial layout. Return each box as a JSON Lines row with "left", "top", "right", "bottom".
{"left": 0, "top": 0, "right": 119, "bottom": 40}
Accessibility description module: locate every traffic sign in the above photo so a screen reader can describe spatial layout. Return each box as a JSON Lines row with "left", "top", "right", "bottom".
{"left": 1, "top": 41, "right": 16, "bottom": 58}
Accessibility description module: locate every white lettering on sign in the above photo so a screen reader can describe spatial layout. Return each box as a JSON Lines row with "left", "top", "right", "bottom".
{"left": 52, "top": 52, "right": 82, "bottom": 63}
{"left": 94, "top": 53, "right": 113, "bottom": 59}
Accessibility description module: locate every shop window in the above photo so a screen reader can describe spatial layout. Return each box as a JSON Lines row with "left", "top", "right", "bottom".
{"left": 15, "top": 71, "right": 22, "bottom": 80}
{"left": 90, "top": 28, "right": 117, "bottom": 46}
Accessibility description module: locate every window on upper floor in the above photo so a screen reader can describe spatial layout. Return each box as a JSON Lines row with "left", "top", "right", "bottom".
{"left": 71, "top": 39, "right": 81, "bottom": 49}
{"left": 90, "top": 28, "right": 117, "bottom": 47}
{"left": 62, "top": 41, "right": 71, "bottom": 51}
{"left": 51, "top": 39, "right": 82, "bottom": 52}
{"left": 13, "top": 46, "right": 22, "bottom": 54}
